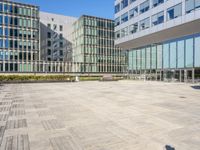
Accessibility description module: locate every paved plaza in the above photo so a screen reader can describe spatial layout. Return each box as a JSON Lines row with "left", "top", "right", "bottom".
{"left": 0, "top": 81, "right": 200, "bottom": 150}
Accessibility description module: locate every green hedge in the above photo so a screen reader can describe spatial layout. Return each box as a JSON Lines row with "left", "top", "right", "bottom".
{"left": 79, "top": 76, "right": 102, "bottom": 81}
{"left": 0, "top": 75, "right": 74, "bottom": 81}
{"left": 0, "top": 75, "right": 125, "bottom": 82}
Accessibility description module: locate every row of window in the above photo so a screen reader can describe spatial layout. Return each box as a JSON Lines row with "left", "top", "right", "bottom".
{"left": 116, "top": 3, "right": 196, "bottom": 39}
{"left": 128, "top": 34, "right": 200, "bottom": 70}
{"left": 0, "top": 51, "right": 36, "bottom": 61}
{"left": 84, "top": 27, "right": 115, "bottom": 38}
{"left": 115, "top": 0, "right": 164, "bottom": 14}
{"left": 0, "top": 27, "right": 38, "bottom": 39}
{"left": 84, "top": 37, "right": 114, "bottom": 46}
{"left": 0, "top": 2, "right": 38, "bottom": 17}
{"left": 47, "top": 23, "right": 63, "bottom": 32}
{"left": 0, "top": 15, "right": 38, "bottom": 28}
{"left": 83, "top": 18, "right": 114, "bottom": 29}
{"left": 47, "top": 32, "right": 63, "bottom": 40}
{"left": 116, "top": 3, "right": 183, "bottom": 39}
{"left": 47, "top": 40, "right": 63, "bottom": 48}
{"left": 47, "top": 49, "right": 63, "bottom": 56}
{"left": 115, "top": 0, "right": 200, "bottom": 27}
{"left": 0, "top": 39, "right": 39, "bottom": 50}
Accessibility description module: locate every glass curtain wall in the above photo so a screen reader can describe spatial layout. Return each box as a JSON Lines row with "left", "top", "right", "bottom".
{"left": 128, "top": 33, "right": 200, "bottom": 72}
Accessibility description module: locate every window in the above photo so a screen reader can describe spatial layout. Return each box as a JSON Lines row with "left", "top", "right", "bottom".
{"left": 115, "top": 3, "right": 120, "bottom": 13}
{"left": 121, "top": 12, "right": 128, "bottom": 23}
{"left": 196, "top": 0, "right": 200, "bottom": 9}
{"left": 14, "top": 18, "right": 18, "bottom": 26}
{"left": 177, "top": 40, "right": 185, "bottom": 68}
{"left": 4, "top": 16, "right": 9, "bottom": 25}
{"left": 115, "top": 17, "right": 120, "bottom": 26}
{"left": 0, "top": 3, "right": 2, "bottom": 12}
{"left": 140, "top": 0, "right": 149, "bottom": 14}
{"left": 186, "top": 0, "right": 195, "bottom": 13}
{"left": 156, "top": 45, "right": 162, "bottom": 69}
{"left": 4, "top": 4, "right": 8, "bottom": 12}
{"left": 60, "top": 25, "right": 63, "bottom": 31}
{"left": 9, "top": 5, "right": 13, "bottom": 13}
{"left": 167, "top": 3, "right": 182, "bottom": 20}
{"left": 59, "top": 34, "right": 63, "bottom": 39}
{"left": 121, "top": 27, "right": 128, "bottom": 38}
{"left": 151, "top": 46, "right": 157, "bottom": 69}
{"left": 47, "top": 23, "right": 51, "bottom": 28}
{"left": 130, "top": 0, "right": 136, "bottom": 4}
{"left": 47, "top": 49, "right": 51, "bottom": 55}
{"left": 14, "top": 6, "right": 18, "bottom": 14}
{"left": 53, "top": 24, "right": 57, "bottom": 30}
{"left": 185, "top": 38, "right": 194, "bottom": 67}
{"left": 47, "top": 41, "right": 51, "bottom": 47}
{"left": 0, "top": 15, "right": 2, "bottom": 24}
{"left": 121, "top": 0, "right": 128, "bottom": 9}
{"left": 5, "top": 28, "right": 8, "bottom": 37}
{"left": 170, "top": 42, "right": 177, "bottom": 68}
{"left": 152, "top": 11, "right": 164, "bottom": 26}
{"left": 140, "top": 17, "right": 150, "bottom": 30}
{"left": 195, "top": 36, "right": 200, "bottom": 67}
{"left": 0, "top": 27, "right": 2, "bottom": 36}
{"left": 47, "top": 32, "right": 51, "bottom": 38}
{"left": 60, "top": 50, "right": 63, "bottom": 56}
{"left": 115, "top": 31, "right": 120, "bottom": 39}
{"left": 129, "top": 23, "right": 138, "bottom": 34}
{"left": 185, "top": 0, "right": 200, "bottom": 14}
{"left": 5, "top": 39, "right": 9, "bottom": 48}
{"left": 60, "top": 42, "right": 63, "bottom": 48}
{"left": 129, "top": 7, "right": 138, "bottom": 19}
{"left": 0, "top": 39, "right": 3, "bottom": 48}
{"left": 152, "top": 0, "right": 164, "bottom": 8}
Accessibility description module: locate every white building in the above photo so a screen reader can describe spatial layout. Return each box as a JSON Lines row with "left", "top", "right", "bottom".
{"left": 40, "top": 12, "right": 77, "bottom": 62}
{"left": 114, "top": 0, "right": 200, "bottom": 82}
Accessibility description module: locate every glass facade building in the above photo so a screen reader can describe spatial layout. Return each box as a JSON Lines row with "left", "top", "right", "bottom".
{"left": 0, "top": 0, "right": 39, "bottom": 72}
{"left": 115, "top": 0, "right": 200, "bottom": 82}
{"left": 73, "top": 15, "right": 127, "bottom": 73}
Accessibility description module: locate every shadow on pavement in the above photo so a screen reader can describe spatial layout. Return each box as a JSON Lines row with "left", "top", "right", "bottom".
{"left": 165, "top": 145, "right": 175, "bottom": 150}
{"left": 191, "top": 86, "right": 200, "bottom": 90}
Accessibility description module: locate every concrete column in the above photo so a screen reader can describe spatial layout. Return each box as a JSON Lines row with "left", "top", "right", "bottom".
{"left": 160, "top": 71, "right": 162, "bottom": 81}
{"left": 3, "top": 61, "right": 5, "bottom": 72}
{"left": 192, "top": 68, "right": 195, "bottom": 83}
{"left": 156, "top": 71, "right": 158, "bottom": 81}
{"left": 43, "top": 61, "right": 45, "bottom": 72}
{"left": 50, "top": 62, "right": 53, "bottom": 72}
{"left": 179, "top": 70, "right": 182, "bottom": 82}
{"left": 184, "top": 70, "right": 187, "bottom": 83}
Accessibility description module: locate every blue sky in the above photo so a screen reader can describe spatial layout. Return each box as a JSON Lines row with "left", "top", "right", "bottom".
{"left": 13, "top": 0, "right": 115, "bottom": 19}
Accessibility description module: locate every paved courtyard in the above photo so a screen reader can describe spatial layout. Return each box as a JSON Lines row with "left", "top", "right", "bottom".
{"left": 0, "top": 81, "right": 200, "bottom": 150}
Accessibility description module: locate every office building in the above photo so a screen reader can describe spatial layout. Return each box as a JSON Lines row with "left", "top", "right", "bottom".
{"left": 73, "top": 15, "right": 127, "bottom": 73}
{"left": 0, "top": 0, "right": 40, "bottom": 72}
{"left": 114, "top": 0, "right": 200, "bottom": 81}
